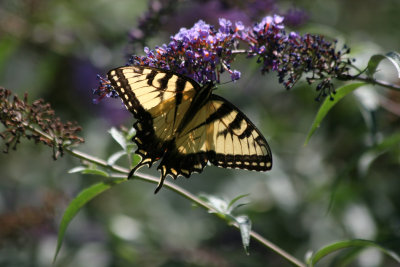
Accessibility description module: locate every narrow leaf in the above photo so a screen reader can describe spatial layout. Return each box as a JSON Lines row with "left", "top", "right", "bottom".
{"left": 69, "top": 166, "right": 109, "bottom": 177}
{"left": 367, "top": 52, "right": 400, "bottom": 78}
{"left": 126, "top": 127, "right": 136, "bottom": 140}
{"left": 367, "top": 54, "right": 387, "bottom": 77}
{"left": 203, "top": 195, "right": 229, "bottom": 214}
{"left": 227, "top": 193, "right": 250, "bottom": 212}
{"left": 68, "top": 166, "right": 86, "bottom": 173}
{"left": 131, "top": 154, "right": 142, "bottom": 167}
{"left": 236, "top": 215, "right": 252, "bottom": 255}
{"left": 82, "top": 169, "right": 109, "bottom": 177}
{"left": 53, "top": 179, "right": 126, "bottom": 262}
{"left": 107, "top": 150, "right": 127, "bottom": 165}
{"left": 308, "top": 239, "right": 400, "bottom": 266}
{"left": 109, "top": 127, "right": 127, "bottom": 150}
{"left": 304, "top": 82, "right": 366, "bottom": 145}
{"left": 385, "top": 51, "right": 400, "bottom": 78}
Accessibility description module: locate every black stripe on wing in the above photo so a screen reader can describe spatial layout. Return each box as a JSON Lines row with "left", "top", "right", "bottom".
{"left": 207, "top": 95, "right": 272, "bottom": 171}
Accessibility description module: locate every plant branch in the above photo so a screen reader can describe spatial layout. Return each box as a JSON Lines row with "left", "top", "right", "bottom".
{"left": 354, "top": 75, "right": 400, "bottom": 91}
{"left": 24, "top": 123, "right": 305, "bottom": 267}
{"left": 65, "top": 148, "right": 305, "bottom": 266}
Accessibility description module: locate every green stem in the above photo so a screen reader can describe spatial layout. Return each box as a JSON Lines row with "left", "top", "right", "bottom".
{"left": 67, "top": 148, "right": 305, "bottom": 266}
{"left": 231, "top": 49, "right": 400, "bottom": 92}
{"left": 354, "top": 75, "right": 400, "bottom": 91}
{"left": 26, "top": 124, "right": 305, "bottom": 267}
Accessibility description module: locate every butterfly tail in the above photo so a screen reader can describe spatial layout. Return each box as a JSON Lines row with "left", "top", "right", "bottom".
{"left": 154, "top": 174, "right": 166, "bottom": 194}
{"left": 128, "top": 157, "right": 153, "bottom": 179}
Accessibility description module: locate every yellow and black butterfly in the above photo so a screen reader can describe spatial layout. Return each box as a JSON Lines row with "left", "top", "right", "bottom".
{"left": 107, "top": 65, "right": 272, "bottom": 193}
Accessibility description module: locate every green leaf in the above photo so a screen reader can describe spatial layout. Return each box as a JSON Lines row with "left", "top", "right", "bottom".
{"left": 68, "top": 166, "right": 86, "bottom": 173}
{"left": 107, "top": 150, "right": 127, "bottom": 166}
{"left": 367, "top": 51, "right": 400, "bottom": 78}
{"left": 235, "top": 215, "right": 252, "bottom": 255}
{"left": 82, "top": 169, "right": 109, "bottom": 177}
{"left": 201, "top": 195, "right": 229, "bottom": 214}
{"left": 199, "top": 194, "right": 254, "bottom": 255}
{"left": 131, "top": 154, "right": 142, "bottom": 167}
{"left": 304, "top": 82, "right": 366, "bottom": 145}
{"left": 307, "top": 239, "right": 400, "bottom": 266}
{"left": 358, "top": 132, "right": 400, "bottom": 176}
{"left": 53, "top": 179, "right": 126, "bottom": 262}
{"left": 227, "top": 193, "right": 250, "bottom": 212}
{"left": 126, "top": 127, "right": 136, "bottom": 140}
{"left": 68, "top": 166, "right": 109, "bottom": 177}
{"left": 109, "top": 127, "right": 127, "bottom": 150}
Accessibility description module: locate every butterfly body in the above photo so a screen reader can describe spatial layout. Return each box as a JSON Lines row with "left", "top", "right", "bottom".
{"left": 107, "top": 65, "right": 272, "bottom": 193}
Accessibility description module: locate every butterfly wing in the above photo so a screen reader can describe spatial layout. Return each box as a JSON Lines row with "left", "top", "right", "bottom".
{"left": 206, "top": 95, "right": 272, "bottom": 171}
{"left": 157, "top": 94, "right": 272, "bottom": 189}
{"left": 108, "top": 65, "right": 272, "bottom": 193}
{"left": 107, "top": 66, "right": 200, "bottom": 173}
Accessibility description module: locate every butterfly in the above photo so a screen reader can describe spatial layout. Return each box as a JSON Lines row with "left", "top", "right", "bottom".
{"left": 107, "top": 65, "right": 272, "bottom": 193}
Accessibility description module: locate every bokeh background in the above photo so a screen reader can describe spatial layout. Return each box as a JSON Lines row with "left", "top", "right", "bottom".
{"left": 1, "top": 0, "right": 400, "bottom": 266}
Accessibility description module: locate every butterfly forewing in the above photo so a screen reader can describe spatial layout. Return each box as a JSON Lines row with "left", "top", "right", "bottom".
{"left": 108, "top": 66, "right": 198, "bottom": 117}
{"left": 107, "top": 66, "right": 200, "bottom": 172}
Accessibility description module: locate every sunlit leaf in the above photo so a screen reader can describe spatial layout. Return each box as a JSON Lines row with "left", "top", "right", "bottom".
{"left": 200, "top": 194, "right": 229, "bottom": 215}
{"left": 227, "top": 193, "right": 249, "bottom": 212}
{"left": 131, "top": 154, "right": 142, "bottom": 167}
{"left": 367, "top": 51, "right": 400, "bottom": 78}
{"left": 126, "top": 127, "right": 136, "bottom": 140}
{"left": 199, "top": 194, "right": 253, "bottom": 255}
{"left": 107, "top": 150, "right": 127, "bottom": 166}
{"left": 328, "top": 247, "right": 366, "bottom": 267}
{"left": 304, "top": 82, "right": 366, "bottom": 145}
{"left": 68, "top": 166, "right": 86, "bottom": 173}
{"left": 68, "top": 166, "right": 108, "bottom": 176}
{"left": 236, "top": 215, "right": 252, "bottom": 255}
{"left": 307, "top": 239, "right": 400, "bottom": 266}
{"left": 109, "top": 127, "right": 127, "bottom": 150}
{"left": 53, "top": 179, "right": 126, "bottom": 262}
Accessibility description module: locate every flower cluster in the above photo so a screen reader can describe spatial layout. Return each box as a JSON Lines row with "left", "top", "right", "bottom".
{"left": 247, "top": 16, "right": 352, "bottom": 100}
{"left": 92, "top": 75, "right": 118, "bottom": 104}
{"left": 97, "top": 15, "right": 353, "bottom": 101}
{"left": 0, "top": 88, "right": 84, "bottom": 159}
{"left": 130, "top": 18, "right": 245, "bottom": 84}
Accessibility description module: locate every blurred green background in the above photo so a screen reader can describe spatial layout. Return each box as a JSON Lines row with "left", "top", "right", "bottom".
{"left": 1, "top": 0, "right": 400, "bottom": 266}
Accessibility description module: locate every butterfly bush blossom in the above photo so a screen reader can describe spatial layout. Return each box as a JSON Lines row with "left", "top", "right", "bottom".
{"left": 0, "top": 88, "right": 84, "bottom": 159}
{"left": 96, "top": 15, "right": 353, "bottom": 101}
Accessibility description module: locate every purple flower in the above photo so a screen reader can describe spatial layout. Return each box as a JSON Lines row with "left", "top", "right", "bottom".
{"left": 117, "top": 16, "right": 353, "bottom": 101}
{"left": 231, "top": 70, "right": 241, "bottom": 81}
{"left": 219, "top": 18, "right": 232, "bottom": 33}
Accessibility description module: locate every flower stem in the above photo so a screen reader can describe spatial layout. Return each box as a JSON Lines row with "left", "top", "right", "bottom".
{"left": 66, "top": 147, "right": 306, "bottom": 266}
{"left": 354, "top": 76, "right": 400, "bottom": 91}
{"left": 26, "top": 123, "right": 305, "bottom": 267}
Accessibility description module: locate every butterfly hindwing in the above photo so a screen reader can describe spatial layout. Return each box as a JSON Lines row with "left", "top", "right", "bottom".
{"left": 156, "top": 94, "right": 272, "bottom": 183}
{"left": 206, "top": 95, "right": 272, "bottom": 171}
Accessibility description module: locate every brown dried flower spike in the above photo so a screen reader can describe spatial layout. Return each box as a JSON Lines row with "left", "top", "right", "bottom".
{"left": 0, "top": 87, "right": 84, "bottom": 159}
